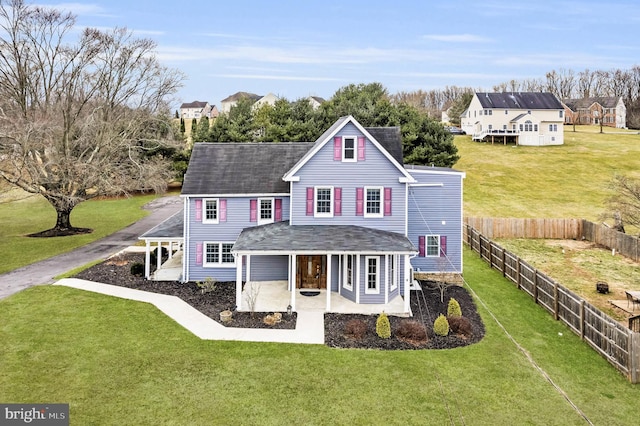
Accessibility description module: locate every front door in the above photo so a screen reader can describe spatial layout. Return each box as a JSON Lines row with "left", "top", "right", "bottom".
{"left": 296, "top": 255, "right": 327, "bottom": 289}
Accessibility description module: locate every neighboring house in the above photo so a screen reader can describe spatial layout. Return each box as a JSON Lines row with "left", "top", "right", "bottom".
{"left": 308, "top": 96, "right": 326, "bottom": 109}
{"left": 140, "top": 116, "right": 465, "bottom": 314}
{"left": 460, "top": 92, "right": 565, "bottom": 146}
{"left": 180, "top": 101, "right": 218, "bottom": 119}
{"left": 220, "top": 91, "right": 262, "bottom": 114}
{"left": 562, "top": 97, "right": 626, "bottom": 129}
{"left": 253, "top": 92, "right": 279, "bottom": 110}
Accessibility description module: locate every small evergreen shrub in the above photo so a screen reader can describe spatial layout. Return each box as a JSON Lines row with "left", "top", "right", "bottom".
{"left": 130, "top": 262, "right": 144, "bottom": 277}
{"left": 447, "top": 297, "right": 462, "bottom": 317}
{"left": 196, "top": 277, "right": 217, "bottom": 294}
{"left": 396, "top": 320, "right": 427, "bottom": 343}
{"left": 433, "top": 314, "right": 450, "bottom": 336}
{"left": 344, "top": 319, "right": 367, "bottom": 339}
{"left": 447, "top": 315, "right": 473, "bottom": 337}
{"left": 376, "top": 312, "right": 391, "bottom": 339}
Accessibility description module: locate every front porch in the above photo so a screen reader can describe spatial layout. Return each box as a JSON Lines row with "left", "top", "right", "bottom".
{"left": 239, "top": 280, "right": 410, "bottom": 316}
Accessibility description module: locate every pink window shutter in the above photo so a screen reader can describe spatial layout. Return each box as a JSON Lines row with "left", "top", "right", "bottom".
{"left": 275, "top": 198, "right": 282, "bottom": 221}
{"left": 334, "top": 187, "right": 342, "bottom": 216}
{"left": 357, "top": 136, "right": 365, "bottom": 160}
{"left": 355, "top": 187, "right": 364, "bottom": 216}
{"left": 440, "top": 236, "right": 447, "bottom": 257}
{"left": 249, "top": 199, "right": 257, "bottom": 222}
{"left": 195, "top": 199, "right": 202, "bottom": 222}
{"left": 418, "top": 236, "right": 425, "bottom": 257}
{"left": 196, "top": 243, "right": 203, "bottom": 265}
{"left": 219, "top": 199, "right": 227, "bottom": 222}
{"left": 333, "top": 136, "right": 342, "bottom": 160}
{"left": 384, "top": 187, "right": 392, "bottom": 216}
{"left": 306, "top": 187, "right": 314, "bottom": 215}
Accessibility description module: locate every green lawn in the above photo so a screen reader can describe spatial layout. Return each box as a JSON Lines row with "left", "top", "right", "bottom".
{"left": 1, "top": 249, "right": 637, "bottom": 425}
{"left": 0, "top": 193, "right": 158, "bottom": 274}
{"left": 455, "top": 127, "right": 640, "bottom": 220}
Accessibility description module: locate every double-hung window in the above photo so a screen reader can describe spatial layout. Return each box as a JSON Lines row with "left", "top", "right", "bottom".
{"left": 365, "top": 256, "right": 379, "bottom": 294}
{"left": 258, "top": 198, "right": 274, "bottom": 225}
{"left": 343, "top": 137, "right": 356, "bottom": 161}
{"left": 315, "top": 187, "right": 333, "bottom": 217}
{"left": 203, "top": 199, "right": 219, "bottom": 224}
{"left": 344, "top": 254, "right": 354, "bottom": 291}
{"left": 365, "top": 187, "right": 383, "bottom": 218}
{"left": 204, "top": 242, "right": 235, "bottom": 267}
{"left": 426, "top": 235, "right": 440, "bottom": 257}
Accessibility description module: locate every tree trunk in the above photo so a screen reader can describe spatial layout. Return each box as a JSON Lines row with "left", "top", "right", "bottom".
{"left": 29, "top": 194, "right": 93, "bottom": 237}
{"left": 55, "top": 207, "right": 73, "bottom": 231}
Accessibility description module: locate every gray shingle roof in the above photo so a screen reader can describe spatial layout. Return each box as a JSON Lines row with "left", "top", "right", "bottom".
{"left": 233, "top": 221, "right": 416, "bottom": 253}
{"left": 563, "top": 96, "right": 621, "bottom": 110}
{"left": 476, "top": 92, "right": 563, "bottom": 110}
{"left": 181, "top": 142, "right": 312, "bottom": 195}
{"left": 221, "top": 91, "right": 261, "bottom": 103}
{"left": 140, "top": 211, "right": 184, "bottom": 239}
{"left": 365, "top": 126, "right": 403, "bottom": 165}
{"left": 180, "top": 101, "right": 209, "bottom": 109}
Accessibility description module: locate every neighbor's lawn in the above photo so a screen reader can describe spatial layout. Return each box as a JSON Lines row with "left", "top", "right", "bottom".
{"left": 494, "top": 238, "right": 640, "bottom": 321}
{"left": 1, "top": 249, "right": 637, "bottom": 425}
{"left": 455, "top": 126, "right": 640, "bottom": 220}
{"left": 0, "top": 192, "right": 158, "bottom": 274}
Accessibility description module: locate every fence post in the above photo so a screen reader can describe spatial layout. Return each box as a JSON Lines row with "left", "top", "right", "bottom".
{"left": 553, "top": 281, "right": 559, "bottom": 320}
{"left": 533, "top": 270, "right": 539, "bottom": 303}
{"left": 501, "top": 249, "right": 506, "bottom": 277}
{"left": 631, "top": 332, "right": 640, "bottom": 384}
{"left": 579, "top": 300, "right": 585, "bottom": 339}
{"left": 516, "top": 257, "right": 521, "bottom": 290}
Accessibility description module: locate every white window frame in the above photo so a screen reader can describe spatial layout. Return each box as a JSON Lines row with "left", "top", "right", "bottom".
{"left": 203, "top": 242, "right": 235, "bottom": 268}
{"left": 342, "top": 136, "right": 357, "bottom": 162}
{"left": 203, "top": 198, "right": 219, "bottom": 224}
{"left": 257, "top": 197, "right": 274, "bottom": 225}
{"left": 426, "top": 235, "right": 441, "bottom": 257}
{"left": 364, "top": 186, "right": 383, "bottom": 218}
{"left": 314, "top": 186, "right": 334, "bottom": 218}
{"left": 343, "top": 254, "right": 354, "bottom": 291}
{"left": 365, "top": 256, "right": 379, "bottom": 294}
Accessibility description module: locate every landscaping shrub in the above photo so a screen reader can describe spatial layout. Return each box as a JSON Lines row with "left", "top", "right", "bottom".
{"left": 447, "top": 315, "right": 473, "bottom": 337}
{"left": 196, "top": 277, "right": 217, "bottom": 294}
{"left": 376, "top": 312, "right": 391, "bottom": 339}
{"left": 433, "top": 314, "right": 449, "bottom": 336}
{"left": 344, "top": 319, "right": 367, "bottom": 339}
{"left": 447, "top": 297, "right": 462, "bottom": 317}
{"left": 130, "top": 262, "right": 144, "bottom": 277}
{"left": 395, "top": 320, "right": 427, "bottom": 344}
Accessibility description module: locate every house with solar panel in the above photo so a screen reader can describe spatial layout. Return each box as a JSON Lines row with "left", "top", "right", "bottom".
{"left": 460, "top": 92, "right": 565, "bottom": 145}
{"left": 140, "top": 115, "right": 465, "bottom": 314}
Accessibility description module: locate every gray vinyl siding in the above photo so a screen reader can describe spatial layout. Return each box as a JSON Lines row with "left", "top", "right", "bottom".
{"left": 290, "top": 123, "right": 406, "bottom": 234}
{"left": 186, "top": 195, "right": 290, "bottom": 281}
{"left": 250, "top": 255, "right": 288, "bottom": 281}
{"left": 407, "top": 170, "right": 463, "bottom": 273}
{"left": 331, "top": 255, "right": 340, "bottom": 291}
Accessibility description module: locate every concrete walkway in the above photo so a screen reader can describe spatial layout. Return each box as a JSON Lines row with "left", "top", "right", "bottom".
{"left": 55, "top": 278, "right": 325, "bottom": 344}
{"left": 0, "top": 196, "right": 183, "bottom": 300}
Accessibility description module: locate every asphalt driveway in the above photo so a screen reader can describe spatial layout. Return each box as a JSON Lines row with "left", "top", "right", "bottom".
{"left": 0, "top": 195, "right": 182, "bottom": 300}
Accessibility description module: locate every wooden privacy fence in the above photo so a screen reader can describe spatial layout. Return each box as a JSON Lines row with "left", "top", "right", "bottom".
{"left": 465, "top": 225, "right": 640, "bottom": 383}
{"left": 465, "top": 217, "right": 640, "bottom": 262}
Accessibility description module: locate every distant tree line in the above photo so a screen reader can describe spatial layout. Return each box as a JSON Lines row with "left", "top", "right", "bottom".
{"left": 191, "top": 83, "right": 459, "bottom": 168}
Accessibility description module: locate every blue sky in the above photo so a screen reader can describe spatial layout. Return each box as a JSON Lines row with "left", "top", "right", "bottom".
{"left": 36, "top": 1, "right": 640, "bottom": 109}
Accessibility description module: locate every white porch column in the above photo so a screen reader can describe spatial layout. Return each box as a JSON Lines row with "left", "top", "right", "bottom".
{"left": 404, "top": 254, "right": 411, "bottom": 313}
{"left": 246, "top": 255, "right": 251, "bottom": 282}
{"left": 338, "top": 255, "right": 342, "bottom": 295}
{"left": 156, "top": 241, "right": 162, "bottom": 271}
{"left": 326, "top": 254, "right": 332, "bottom": 312}
{"left": 168, "top": 242, "right": 173, "bottom": 259}
{"left": 384, "top": 254, "right": 389, "bottom": 304}
{"left": 145, "top": 240, "right": 151, "bottom": 279}
{"left": 355, "top": 254, "right": 361, "bottom": 304}
{"left": 290, "top": 254, "right": 297, "bottom": 311}
{"left": 235, "top": 255, "right": 243, "bottom": 310}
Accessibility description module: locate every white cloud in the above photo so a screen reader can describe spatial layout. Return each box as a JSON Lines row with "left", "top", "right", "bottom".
{"left": 423, "top": 34, "right": 492, "bottom": 43}
{"left": 38, "top": 3, "right": 116, "bottom": 17}
{"left": 210, "top": 73, "right": 342, "bottom": 82}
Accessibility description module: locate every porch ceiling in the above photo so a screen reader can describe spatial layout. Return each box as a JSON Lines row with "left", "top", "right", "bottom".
{"left": 233, "top": 221, "right": 416, "bottom": 254}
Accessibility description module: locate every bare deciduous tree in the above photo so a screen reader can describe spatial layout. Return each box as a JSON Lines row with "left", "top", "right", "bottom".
{"left": 602, "top": 175, "right": 640, "bottom": 235}
{"left": 0, "top": 0, "right": 184, "bottom": 235}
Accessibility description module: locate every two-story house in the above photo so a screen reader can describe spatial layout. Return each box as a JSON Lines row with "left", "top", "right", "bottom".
{"left": 179, "top": 101, "right": 218, "bottom": 119}
{"left": 562, "top": 96, "right": 626, "bottom": 128}
{"left": 141, "top": 116, "right": 465, "bottom": 315}
{"left": 460, "top": 92, "right": 565, "bottom": 146}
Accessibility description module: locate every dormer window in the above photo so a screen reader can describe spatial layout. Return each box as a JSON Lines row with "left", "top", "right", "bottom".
{"left": 343, "top": 137, "right": 356, "bottom": 161}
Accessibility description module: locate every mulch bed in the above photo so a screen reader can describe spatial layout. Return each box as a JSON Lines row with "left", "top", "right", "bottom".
{"left": 74, "top": 252, "right": 485, "bottom": 349}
